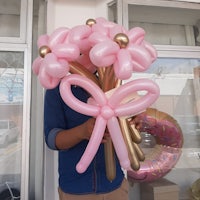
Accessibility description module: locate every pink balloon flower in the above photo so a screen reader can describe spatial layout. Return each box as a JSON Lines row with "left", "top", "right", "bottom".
{"left": 89, "top": 26, "right": 157, "bottom": 80}
{"left": 32, "top": 27, "right": 80, "bottom": 89}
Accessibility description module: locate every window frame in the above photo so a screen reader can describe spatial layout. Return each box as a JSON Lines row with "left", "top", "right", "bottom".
{"left": 122, "top": 0, "right": 200, "bottom": 58}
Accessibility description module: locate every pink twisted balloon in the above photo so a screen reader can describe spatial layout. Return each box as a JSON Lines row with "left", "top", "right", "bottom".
{"left": 60, "top": 74, "right": 160, "bottom": 173}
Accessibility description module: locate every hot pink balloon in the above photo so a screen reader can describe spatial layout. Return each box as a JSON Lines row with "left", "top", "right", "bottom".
{"left": 59, "top": 74, "right": 160, "bottom": 173}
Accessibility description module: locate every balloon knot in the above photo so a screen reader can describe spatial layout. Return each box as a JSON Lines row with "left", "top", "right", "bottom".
{"left": 101, "top": 105, "right": 114, "bottom": 120}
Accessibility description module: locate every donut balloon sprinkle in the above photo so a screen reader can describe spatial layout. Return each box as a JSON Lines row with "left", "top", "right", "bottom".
{"left": 127, "top": 108, "right": 183, "bottom": 182}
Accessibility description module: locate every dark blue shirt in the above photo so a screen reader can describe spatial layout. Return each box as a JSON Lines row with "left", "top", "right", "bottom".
{"left": 44, "top": 85, "right": 124, "bottom": 194}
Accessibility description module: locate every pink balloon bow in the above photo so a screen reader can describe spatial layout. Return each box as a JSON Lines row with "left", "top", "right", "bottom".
{"left": 60, "top": 74, "right": 160, "bottom": 173}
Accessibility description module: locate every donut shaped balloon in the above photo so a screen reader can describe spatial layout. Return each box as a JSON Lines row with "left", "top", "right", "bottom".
{"left": 127, "top": 108, "right": 183, "bottom": 182}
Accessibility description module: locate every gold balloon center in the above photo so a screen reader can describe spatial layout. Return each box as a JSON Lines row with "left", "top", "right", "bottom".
{"left": 39, "top": 46, "right": 51, "bottom": 58}
{"left": 86, "top": 19, "right": 96, "bottom": 27}
{"left": 114, "top": 33, "right": 129, "bottom": 48}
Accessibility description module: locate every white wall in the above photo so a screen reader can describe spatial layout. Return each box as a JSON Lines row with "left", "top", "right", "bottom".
{"left": 47, "top": 0, "right": 111, "bottom": 33}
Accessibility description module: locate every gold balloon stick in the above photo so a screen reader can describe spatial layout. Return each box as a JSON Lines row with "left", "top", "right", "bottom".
{"left": 127, "top": 119, "right": 142, "bottom": 144}
{"left": 97, "top": 68, "right": 105, "bottom": 86}
{"left": 132, "top": 142, "right": 145, "bottom": 161}
{"left": 119, "top": 118, "right": 140, "bottom": 170}
{"left": 104, "top": 137, "right": 116, "bottom": 181}
{"left": 85, "top": 19, "right": 117, "bottom": 182}
{"left": 102, "top": 66, "right": 117, "bottom": 182}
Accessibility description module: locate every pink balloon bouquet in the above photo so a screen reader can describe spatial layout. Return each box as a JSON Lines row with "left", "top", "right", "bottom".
{"left": 32, "top": 18, "right": 182, "bottom": 183}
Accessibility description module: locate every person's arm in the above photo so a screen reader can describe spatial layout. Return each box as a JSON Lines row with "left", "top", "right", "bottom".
{"left": 55, "top": 117, "right": 95, "bottom": 150}
{"left": 44, "top": 86, "right": 97, "bottom": 150}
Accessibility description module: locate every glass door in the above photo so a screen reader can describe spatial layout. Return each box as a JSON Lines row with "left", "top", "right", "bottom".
{"left": 0, "top": 50, "right": 25, "bottom": 199}
{"left": 0, "top": 0, "right": 33, "bottom": 199}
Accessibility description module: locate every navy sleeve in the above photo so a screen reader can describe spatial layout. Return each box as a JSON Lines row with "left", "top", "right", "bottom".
{"left": 44, "top": 86, "right": 67, "bottom": 150}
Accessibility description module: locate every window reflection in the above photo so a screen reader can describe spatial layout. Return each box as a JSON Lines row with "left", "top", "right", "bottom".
{"left": 0, "top": 0, "right": 21, "bottom": 37}
{"left": 128, "top": 5, "right": 200, "bottom": 46}
{"left": 0, "top": 51, "right": 23, "bottom": 199}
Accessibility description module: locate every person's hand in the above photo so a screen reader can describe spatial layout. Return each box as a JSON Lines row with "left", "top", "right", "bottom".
{"left": 102, "top": 127, "right": 110, "bottom": 143}
{"left": 82, "top": 118, "right": 111, "bottom": 143}
{"left": 128, "top": 113, "right": 143, "bottom": 130}
{"left": 82, "top": 118, "right": 96, "bottom": 140}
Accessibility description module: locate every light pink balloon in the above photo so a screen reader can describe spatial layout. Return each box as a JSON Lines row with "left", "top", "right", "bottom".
{"left": 127, "top": 27, "right": 145, "bottom": 45}
{"left": 32, "top": 57, "right": 43, "bottom": 75}
{"left": 109, "top": 78, "right": 160, "bottom": 116}
{"left": 32, "top": 27, "right": 80, "bottom": 88}
{"left": 43, "top": 53, "right": 69, "bottom": 78}
{"left": 89, "top": 41, "right": 119, "bottom": 67}
{"left": 48, "top": 27, "right": 70, "bottom": 48}
{"left": 109, "top": 24, "right": 127, "bottom": 39}
{"left": 95, "top": 17, "right": 117, "bottom": 29}
{"left": 89, "top": 26, "right": 157, "bottom": 79}
{"left": 76, "top": 53, "right": 97, "bottom": 73}
{"left": 76, "top": 116, "right": 107, "bottom": 173}
{"left": 91, "top": 23, "right": 109, "bottom": 36}
{"left": 52, "top": 43, "right": 80, "bottom": 61}
{"left": 59, "top": 74, "right": 160, "bottom": 173}
{"left": 114, "top": 49, "right": 133, "bottom": 79}
{"left": 37, "top": 35, "right": 49, "bottom": 48}
{"left": 60, "top": 75, "right": 105, "bottom": 117}
{"left": 88, "top": 32, "right": 110, "bottom": 46}
{"left": 66, "top": 25, "right": 92, "bottom": 53}
{"left": 127, "top": 45, "right": 154, "bottom": 72}
{"left": 143, "top": 41, "right": 157, "bottom": 62}
{"left": 38, "top": 65, "right": 60, "bottom": 89}
{"left": 107, "top": 116, "right": 132, "bottom": 170}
